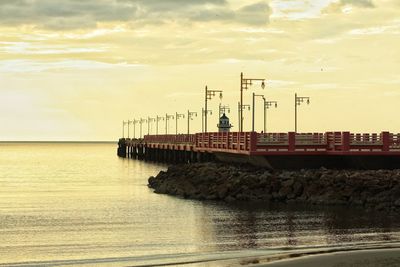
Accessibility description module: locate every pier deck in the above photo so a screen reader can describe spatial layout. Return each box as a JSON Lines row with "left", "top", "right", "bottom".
{"left": 118, "top": 131, "right": 400, "bottom": 168}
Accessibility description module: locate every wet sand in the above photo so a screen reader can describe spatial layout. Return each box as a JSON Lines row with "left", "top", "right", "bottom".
{"left": 257, "top": 248, "right": 400, "bottom": 267}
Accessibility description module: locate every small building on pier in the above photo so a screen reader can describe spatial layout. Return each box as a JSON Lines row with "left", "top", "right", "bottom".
{"left": 218, "top": 113, "right": 232, "bottom": 133}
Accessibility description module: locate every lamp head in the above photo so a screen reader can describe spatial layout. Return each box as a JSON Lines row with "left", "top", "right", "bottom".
{"left": 261, "top": 81, "right": 265, "bottom": 89}
{"left": 307, "top": 99, "right": 310, "bottom": 104}
{"left": 275, "top": 103, "right": 278, "bottom": 108}
{"left": 219, "top": 92, "right": 223, "bottom": 99}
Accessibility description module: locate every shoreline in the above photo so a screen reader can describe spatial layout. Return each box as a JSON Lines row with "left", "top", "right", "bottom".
{"left": 148, "top": 162, "right": 400, "bottom": 213}
{"left": 254, "top": 247, "right": 400, "bottom": 267}
{"left": 184, "top": 244, "right": 400, "bottom": 267}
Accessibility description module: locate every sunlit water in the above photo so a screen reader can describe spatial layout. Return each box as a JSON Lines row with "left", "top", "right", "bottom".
{"left": 1, "top": 143, "right": 400, "bottom": 266}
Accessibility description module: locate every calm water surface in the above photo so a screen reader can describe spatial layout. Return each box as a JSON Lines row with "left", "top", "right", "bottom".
{"left": 1, "top": 143, "right": 400, "bottom": 266}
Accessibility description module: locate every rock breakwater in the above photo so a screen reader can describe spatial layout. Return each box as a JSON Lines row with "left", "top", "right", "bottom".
{"left": 148, "top": 163, "right": 400, "bottom": 213}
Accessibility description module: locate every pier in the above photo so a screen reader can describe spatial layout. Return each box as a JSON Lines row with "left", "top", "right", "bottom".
{"left": 118, "top": 131, "right": 400, "bottom": 169}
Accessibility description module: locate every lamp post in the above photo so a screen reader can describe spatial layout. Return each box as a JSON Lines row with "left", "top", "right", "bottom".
{"left": 187, "top": 110, "right": 197, "bottom": 134}
{"left": 295, "top": 93, "right": 310, "bottom": 133}
{"left": 263, "top": 98, "right": 278, "bottom": 133}
{"left": 237, "top": 102, "right": 250, "bottom": 132}
{"left": 147, "top": 117, "right": 155, "bottom": 135}
{"left": 175, "top": 112, "right": 185, "bottom": 135}
{"left": 240, "top": 72, "right": 266, "bottom": 132}
{"left": 139, "top": 118, "right": 147, "bottom": 138}
{"left": 155, "top": 116, "right": 163, "bottom": 135}
{"left": 205, "top": 86, "right": 223, "bottom": 133}
{"left": 202, "top": 108, "right": 212, "bottom": 133}
{"left": 165, "top": 113, "right": 174, "bottom": 134}
{"left": 252, "top": 93, "right": 265, "bottom": 132}
{"left": 122, "top": 121, "right": 126, "bottom": 138}
{"left": 127, "top": 120, "right": 132, "bottom": 138}
{"left": 219, "top": 104, "right": 230, "bottom": 118}
{"left": 132, "top": 119, "right": 138, "bottom": 139}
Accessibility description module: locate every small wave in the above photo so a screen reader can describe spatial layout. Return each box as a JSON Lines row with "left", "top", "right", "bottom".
{"left": 2, "top": 242, "right": 400, "bottom": 267}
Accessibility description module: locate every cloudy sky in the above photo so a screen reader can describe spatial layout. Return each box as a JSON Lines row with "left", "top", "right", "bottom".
{"left": 0, "top": 0, "right": 399, "bottom": 140}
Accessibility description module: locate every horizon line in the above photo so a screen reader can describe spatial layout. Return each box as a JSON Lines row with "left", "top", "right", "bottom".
{"left": 0, "top": 141, "right": 117, "bottom": 143}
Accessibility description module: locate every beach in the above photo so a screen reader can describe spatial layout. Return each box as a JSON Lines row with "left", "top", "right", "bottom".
{"left": 257, "top": 248, "right": 400, "bottom": 267}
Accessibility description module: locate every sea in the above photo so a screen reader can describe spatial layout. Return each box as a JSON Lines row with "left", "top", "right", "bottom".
{"left": 1, "top": 143, "right": 400, "bottom": 266}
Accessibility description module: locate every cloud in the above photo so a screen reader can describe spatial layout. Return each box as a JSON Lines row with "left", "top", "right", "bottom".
{"left": 0, "top": 0, "right": 272, "bottom": 30}
{"left": 323, "top": 0, "right": 375, "bottom": 13}
{"left": 340, "top": 0, "right": 375, "bottom": 8}
{"left": 0, "top": 59, "right": 143, "bottom": 73}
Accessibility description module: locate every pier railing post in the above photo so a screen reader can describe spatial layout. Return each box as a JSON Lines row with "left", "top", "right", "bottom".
{"left": 342, "top": 132, "right": 350, "bottom": 151}
{"left": 288, "top": 132, "right": 295, "bottom": 151}
{"left": 382, "top": 131, "right": 390, "bottom": 152}
{"left": 249, "top": 132, "right": 258, "bottom": 153}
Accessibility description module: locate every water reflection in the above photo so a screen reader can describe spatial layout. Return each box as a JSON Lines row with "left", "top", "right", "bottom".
{"left": 1, "top": 143, "right": 400, "bottom": 266}
{"left": 196, "top": 201, "right": 400, "bottom": 252}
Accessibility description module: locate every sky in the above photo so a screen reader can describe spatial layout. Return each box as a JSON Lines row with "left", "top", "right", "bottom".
{"left": 0, "top": 0, "right": 399, "bottom": 141}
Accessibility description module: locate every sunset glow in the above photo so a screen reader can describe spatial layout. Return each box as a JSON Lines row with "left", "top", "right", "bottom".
{"left": 1, "top": 0, "right": 399, "bottom": 140}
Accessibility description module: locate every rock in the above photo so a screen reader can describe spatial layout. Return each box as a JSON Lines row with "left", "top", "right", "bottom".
{"left": 279, "top": 186, "right": 292, "bottom": 198}
{"left": 293, "top": 182, "right": 303, "bottom": 197}
{"left": 282, "top": 178, "right": 295, "bottom": 188}
{"left": 216, "top": 186, "right": 228, "bottom": 199}
{"left": 147, "top": 163, "right": 400, "bottom": 214}
{"left": 224, "top": 196, "right": 236, "bottom": 202}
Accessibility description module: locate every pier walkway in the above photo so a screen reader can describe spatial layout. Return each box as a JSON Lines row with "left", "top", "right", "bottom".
{"left": 123, "top": 131, "right": 400, "bottom": 155}
{"left": 118, "top": 131, "right": 400, "bottom": 168}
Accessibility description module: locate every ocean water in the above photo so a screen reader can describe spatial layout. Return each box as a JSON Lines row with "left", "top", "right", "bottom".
{"left": 0, "top": 143, "right": 400, "bottom": 266}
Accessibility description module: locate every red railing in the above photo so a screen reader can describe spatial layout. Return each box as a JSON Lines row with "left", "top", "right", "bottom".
{"left": 195, "top": 132, "right": 257, "bottom": 152}
{"left": 141, "top": 131, "right": 400, "bottom": 155}
{"left": 144, "top": 134, "right": 196, "bottom": 144}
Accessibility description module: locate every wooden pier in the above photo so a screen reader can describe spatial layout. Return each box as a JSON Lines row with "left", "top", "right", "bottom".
{"left": 118, "top": 131, "right": 400, "bottom": 169}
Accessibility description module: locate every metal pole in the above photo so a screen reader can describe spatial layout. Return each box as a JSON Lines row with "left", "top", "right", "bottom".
{"left": 133, "top": 121, "right": 136, "bottom": 139}
{"left": 187, "top": 110, "right": 190, "bottom": 135}
{"left": 202, "top": 108, "right": 204, "bottom": 133}
{"left": 165, "top": 113, "right": 168, "bottom": 134}
{"left": 140, "top": 121, "right": 142, "bottom": 138}
{"left": 264, "top": 101, "right": 267, "bottom": 133}
{"left": 175, "top": 112, "right": 178, "bottom": 135}
{"left": 205, "top": 86, "right": 208, "bottom": 133}
{"left": 238, "top": 102, "right": 240, "bottom": 132}
{"left": 295, "top": 93, "right": 297, "bottom": 133}
{"left": 240, "top": 72, "right": 243, "bottom": 132}
{"left": 122, "top": 121, "right": 124, "bottom": 138}
{"left": 252, "top": 93, "right": 255, "bottom": 132}
{"left": 156, "top": 116, "right": 159, "bottom": 135}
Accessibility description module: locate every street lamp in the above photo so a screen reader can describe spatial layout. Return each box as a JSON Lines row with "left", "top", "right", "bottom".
{"left": 205, "top": 85, "right": 223, "bottom": 133}
{"left": 240, "top": 72, "right": 266, "bottom": 132}
{"left": 237, "top": 102, "right": 250, "bottom": 132}
{"left": 122, "top": 121, "right": 126, "bottom": 138}
{"left": 139, "top": 118, "right": 147, "bottom": 138}
{"left": 175, "top": 112, "right": 185, "bottom": 135}
{"left": 147, "top": 117, "right": 156, "bottom": 135}
{"left": 132, "top": 119, "right": 139, "bottom": 139}
{"left": 252, "top": 93, "right": 265, "bottom": 132}
{"left": 263, "top": 97, "right": 278, "bottom": 133}
{"left": 165, "top": 113, "right": 174, "bottom": 134}
{"left": 295, "top": 93, "right": 310, "bottom": 133}
{"left": 155, "top": 116, "right": 164, "bottom": 135}
{"left": 187, "top": 110, "right": 197, "bottom": 134}
{"left": 202, "top": 108, "right": 212, "bottom": 133}
{"left": 127, "top": 120, "right": 132, "bottom": 138}
{"left": 219, "top": 104, "right": 230, "bottom": 118}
